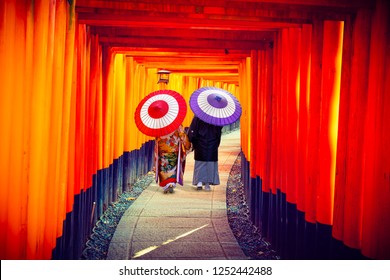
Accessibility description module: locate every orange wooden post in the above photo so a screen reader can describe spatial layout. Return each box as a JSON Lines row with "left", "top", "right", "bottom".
{"left": 361, "top": 0, "right": 390, "bottom": 259}
{"left": 262, "top": 46, "right": 273, "bottom": 192}
{"left": 334, "top": 10, "right": 371, "bottom": 249}
{"left": 285, "top": 28, "right": 300, "bottom": 204}
{"left": 59, "top": 0, "right": 76, "bottom": 231}
{"left": 257, "top": 50, "right": 266, "bottom": 181}
{"left": 270, "top": 32, "right": 281, "bottom": 195}
{"left": 44, "top": 0, "right": 67, "bottom": 259}
{"left": 279, "top": 29, "right": 289, "bottom": 195}
{"left": 333, "top": 15, "right": 353, "bottom": 243}
{"left": 296, "top": 24, "right": 312, "bottom": 212}
{"left": 1, "top": 1, "right": 29, "bottom": 259}
{"left": 306, "top": 19, "right": 323, "bottom": 224}
{"left": 317, "top": 20, "right": 343, "bottom": 226}
{"left": 250, "top": 50, "right": 259, "bottom": 179}
{"left": 256, "top": 50, "right": 263, "bottom": 180}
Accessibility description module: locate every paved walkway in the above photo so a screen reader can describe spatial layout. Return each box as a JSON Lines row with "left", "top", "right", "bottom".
{"left": 107, "top": 129, "right": 247, "bottom": 260}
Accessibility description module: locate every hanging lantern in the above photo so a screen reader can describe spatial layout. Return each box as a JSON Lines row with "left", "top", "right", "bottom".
{"left": 157, "top": 69, "right": 171, "bottom": 84}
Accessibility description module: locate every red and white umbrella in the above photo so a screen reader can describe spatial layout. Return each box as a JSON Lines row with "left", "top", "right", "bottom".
{"left": 134, "top": 90, "right": 187, "bottom": 137}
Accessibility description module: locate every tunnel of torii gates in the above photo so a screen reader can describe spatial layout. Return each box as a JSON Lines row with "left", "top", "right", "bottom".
{"left": 0, "top": 0, "right": 389, "bottom": 260}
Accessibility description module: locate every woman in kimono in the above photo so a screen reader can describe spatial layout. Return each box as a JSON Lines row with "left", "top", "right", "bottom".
{"left": 155, "top": 125, "right": 191, "bottom": 193}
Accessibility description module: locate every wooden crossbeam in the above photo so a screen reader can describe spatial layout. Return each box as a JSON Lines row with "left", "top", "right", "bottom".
{"left": 99, "top": 36, "right": 270, "bottom": 50}
{"left": 74, "top": 0, "right": 374, "bottom": 87}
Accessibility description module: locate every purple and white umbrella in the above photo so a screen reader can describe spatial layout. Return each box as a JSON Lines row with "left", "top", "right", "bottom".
{"left": 189, "top": 87, "right": 242, "bottom": 126}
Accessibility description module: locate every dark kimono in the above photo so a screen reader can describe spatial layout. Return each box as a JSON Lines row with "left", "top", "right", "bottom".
{"left": 188, "top": 116, "right": 223, "bottom": 185}
{"left": 188, "top": 116, "right": 223, "bottom": 161}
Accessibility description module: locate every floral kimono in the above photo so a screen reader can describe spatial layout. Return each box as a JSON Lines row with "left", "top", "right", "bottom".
{"left": 154, "top": 125, "right": 191, "bottom": 190}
